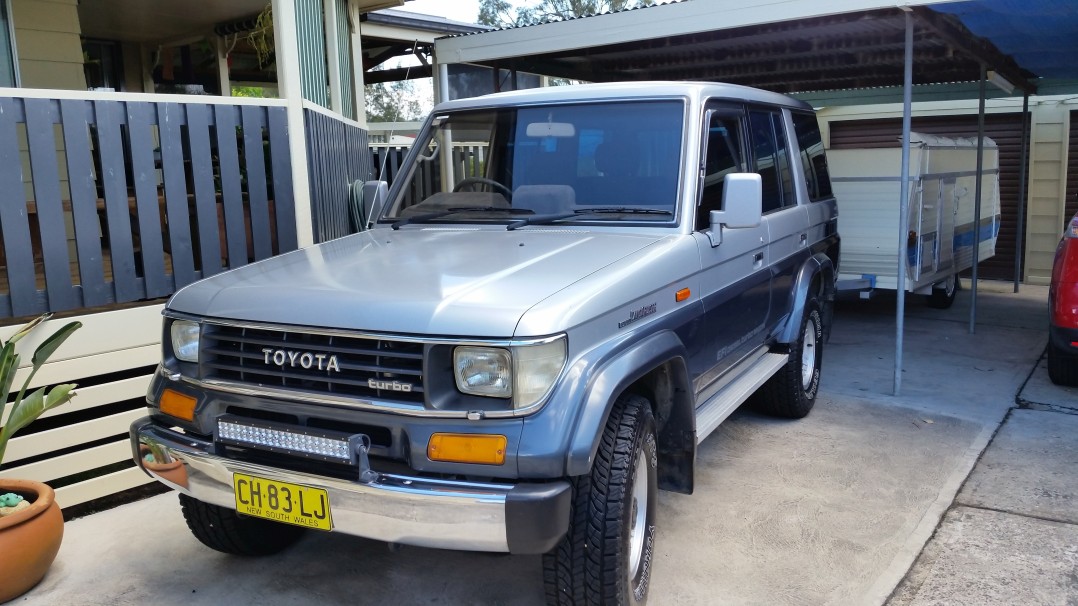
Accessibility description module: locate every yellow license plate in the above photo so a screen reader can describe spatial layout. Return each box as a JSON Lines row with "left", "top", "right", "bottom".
{"left": 233, "top": 472, "right": 333, "bottom": 531}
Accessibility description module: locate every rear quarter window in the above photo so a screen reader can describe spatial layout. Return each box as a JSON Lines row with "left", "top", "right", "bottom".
{"left": 792, "top": 112, "right": 833, "bottom": 201}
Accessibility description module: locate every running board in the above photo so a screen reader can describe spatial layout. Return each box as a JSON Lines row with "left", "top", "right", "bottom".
{"left": 695, "top": 352, "right": 789, "bottom": 445}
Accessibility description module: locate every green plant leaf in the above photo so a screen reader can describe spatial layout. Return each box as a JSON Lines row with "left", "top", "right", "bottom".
{"left": 2, "top": 384, "right": 75, "bottom": 440}
{"left": 31, "top": 321, "right": 81, "bottom": 369}
{"left": 6, "top": 314, "right": 50, "bottom": 345}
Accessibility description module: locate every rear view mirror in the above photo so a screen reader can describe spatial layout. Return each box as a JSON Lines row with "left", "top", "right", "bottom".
{"left": 526, "top": 122, "right": 576, "bottom": 138}
{"left": 707, "top": 173, "right": 762, "bottom": 246}
{"left": 361, "top": 180, "right": 389, "bottom": 229}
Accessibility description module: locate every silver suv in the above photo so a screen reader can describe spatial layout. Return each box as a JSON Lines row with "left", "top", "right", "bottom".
{"left": 132, "top": 82, "right": 839, "bottom": 606}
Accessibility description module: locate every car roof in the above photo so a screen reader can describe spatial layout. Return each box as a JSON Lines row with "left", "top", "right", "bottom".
{"left": 432, "top": 81, "right": 814, "bottom": 113}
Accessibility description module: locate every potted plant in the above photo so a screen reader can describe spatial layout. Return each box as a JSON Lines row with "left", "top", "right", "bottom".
{"left": 0, "top": 314, "right": 81, "bottom": 603}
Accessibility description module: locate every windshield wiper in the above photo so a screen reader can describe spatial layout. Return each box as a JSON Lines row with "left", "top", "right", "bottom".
{"left": 392, "top": 206, "right": 533, "bottom": 230}
{"left": 506, "top": 207, "right": 672, "bottom": 230}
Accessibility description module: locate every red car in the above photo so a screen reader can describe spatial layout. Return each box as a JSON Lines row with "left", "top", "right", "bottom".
{"left": 1048, "top": 210, "right": 1078, "bottom": 386}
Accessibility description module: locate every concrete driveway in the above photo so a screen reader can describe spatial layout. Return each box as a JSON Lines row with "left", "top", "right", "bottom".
{"left": 18, "top": 281, "right": 1054, "bottom": 605}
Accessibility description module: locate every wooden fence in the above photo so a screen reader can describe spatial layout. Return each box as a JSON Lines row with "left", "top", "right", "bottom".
{"left": 0, "top": 90, "right": 301, "bottom": 510}
{"left": 368, "top": 142, "right": 487, "bottom": 205}
{"left": 0, "top": 90, "right": 298, "bottom": 319}
{"left": 305, "top": 103, "right": 372, "bottom": 242}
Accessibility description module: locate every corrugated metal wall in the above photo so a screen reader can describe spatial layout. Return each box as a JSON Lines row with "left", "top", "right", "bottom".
{"left": 829, "top": 114, "right": 1026, "bottom": 281}
{"left": 336, "top": 0, "right": 354, "bottom": 121}
{"left": 295, "top": 0, "right": 329, "bottom": 108}
{"left": 306, "top": 108, "right": 371, "bottom": 242}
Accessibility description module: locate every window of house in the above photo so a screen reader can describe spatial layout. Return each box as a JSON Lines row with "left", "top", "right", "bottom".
{"left": 0, "top": 0, "right": 17, "bottom": 88}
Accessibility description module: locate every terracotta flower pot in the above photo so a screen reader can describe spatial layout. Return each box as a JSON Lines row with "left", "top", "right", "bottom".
{"left": 139, "top": 445, "right": 188, "bottom": 489}
{"left": 0, "top": 479, "right": 64, "bottom": 603}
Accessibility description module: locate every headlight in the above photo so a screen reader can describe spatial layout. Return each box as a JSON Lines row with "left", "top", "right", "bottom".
{"left": 170, "top": 320, "right": 200, "bottom": 363}
{"left": 454, "top": 347, "right": 511, "bottom": 398}
{"left": 453, "top": 337, "right": 567, "bottom": 410}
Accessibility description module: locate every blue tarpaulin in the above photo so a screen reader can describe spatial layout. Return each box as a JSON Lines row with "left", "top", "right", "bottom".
{"left": 934, "top": 0, "right": 1078, "bottom": 79}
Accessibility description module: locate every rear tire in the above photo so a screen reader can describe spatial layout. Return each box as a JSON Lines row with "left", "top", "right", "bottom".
{"left": 543, "top": 393, "right": 658, "bottom": 606}
{"left": 925, "top": 274, "right": 960, "bottom": 309}
{"left": 1047, "top": 341, "right": 1078, "bottom": 387}
{"left": 755, "top": 298, "right": 824, "bottom": 419}
{"left": 179, "top": 494, "right": 305, "bottom": 556}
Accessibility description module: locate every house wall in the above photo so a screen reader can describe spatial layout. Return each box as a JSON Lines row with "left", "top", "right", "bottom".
{"left": 816, "top": 95, "right": 1078, "bottom": 285}
{"left": 10, "top": 0, "right": 85, "bottom": 90}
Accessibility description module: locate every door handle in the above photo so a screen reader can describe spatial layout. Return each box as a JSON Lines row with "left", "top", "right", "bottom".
{"left": 753, "top": 252, "right": 764, "bottom": 268}
{"left": 799, "top": 233, "right": 808, "bottom": 245}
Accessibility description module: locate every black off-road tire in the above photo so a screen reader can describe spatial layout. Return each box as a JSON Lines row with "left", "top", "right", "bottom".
{"left": 543, "top": 393, "right": 658, "bottom": 606}
{"left": 755, "top": 298, "right": 824, "bottom": 419}
{"left": 1047, "top": 341, "right": 1078, "bottom": 387}
{"left": 179, "top": 494, "right": 305, "bottom": 556}
{"left": 925, "top": 274, "right": 960, "bottom": 309}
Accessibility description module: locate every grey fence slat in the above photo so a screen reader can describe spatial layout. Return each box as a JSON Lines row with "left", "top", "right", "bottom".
{"left": 94, "top": 100, "right": 141, "bottom": 302}
{"left": 157, "top": 103, "right": 196, "bottom": 287}
{"left": 267, "top": 107, "right": 297, "bottom": 252}
{"left": 24, "top": 98, "right": 76, "bottom": 311}
{"left": 241, "top": 106, "right": 272, "bottom": 260}
{"left": 126, "top": 103, "right": 169, "bottom": 297}
{"left": 185, "top": 104, "right": 223, "bottom": 277}
{"left": 0, "top": 98, "right": 40, "bottom": 316}
{"left": 214, "top": 105, "right": 247, "bottom": 266}
{"left": 59, "top": 99, "right": 109, "bottom": 308}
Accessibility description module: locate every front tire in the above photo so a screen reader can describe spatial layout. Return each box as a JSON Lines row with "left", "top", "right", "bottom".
{"left": 179, "top": 494, "right": 305, "bottom": 556}
{"left": 756, "top": 298, "right": 824, "bottom": 418}
{"left": 543, "top": 393, "right": 658, "bottom": 606}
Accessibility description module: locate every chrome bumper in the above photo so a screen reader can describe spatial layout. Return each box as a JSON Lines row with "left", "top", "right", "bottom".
{"left": 131, "top": 418, "right": 570, "bottom": 554}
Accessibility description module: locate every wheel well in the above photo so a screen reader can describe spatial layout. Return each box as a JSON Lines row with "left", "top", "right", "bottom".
{"left": 623, "top": 360, "right": 695, "bottom": 494}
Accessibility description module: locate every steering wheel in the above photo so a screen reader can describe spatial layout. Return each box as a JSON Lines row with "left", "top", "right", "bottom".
{"left": 453, "top": 177, "right": 513, "bottom": 200}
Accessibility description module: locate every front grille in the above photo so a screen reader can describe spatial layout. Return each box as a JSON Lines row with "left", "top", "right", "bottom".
{"left": 201, "top": 324, "right": 425, "bottom": 404}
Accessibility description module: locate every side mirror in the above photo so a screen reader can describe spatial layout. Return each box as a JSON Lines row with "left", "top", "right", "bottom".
{"left": 361, "top": 180, "right": 389, "bottom": 229}
{"left": 707, "top": 173, "right": 762, "bottom": 246}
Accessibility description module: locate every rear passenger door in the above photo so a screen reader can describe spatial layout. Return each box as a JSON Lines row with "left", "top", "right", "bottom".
{"left": 688, "top": 103, "right": 771, "bottom": 395}
{"left": 748, "top": 107, "right": 811, "bottom": 338}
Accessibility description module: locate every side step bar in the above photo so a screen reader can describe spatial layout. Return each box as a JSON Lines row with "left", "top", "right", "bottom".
{"left": 695, "top": 351, "right": 789, "bottom": 445}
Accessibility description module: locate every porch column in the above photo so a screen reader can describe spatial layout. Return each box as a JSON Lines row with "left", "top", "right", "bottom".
{"left": 216, "top": 36, "right": 231, "bottom": 96}
{"left": 350, "top": 0, "right": 369, "bottom": 126}
{"left": 272, "top": 0, "right": 316, "bottom": 247}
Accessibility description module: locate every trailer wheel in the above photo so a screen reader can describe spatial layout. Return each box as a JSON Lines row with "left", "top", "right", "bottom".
{"left": 179, "top": 494, "right": 305, "bottom": 556}
{"left": 543, "top": 393, "right": 658, "bottom": 606}
{"left": 925, "top": 274, "right": 959, "bottom": 309}
{"left": 755, "top": 298, "right": 824, "bottom": 419}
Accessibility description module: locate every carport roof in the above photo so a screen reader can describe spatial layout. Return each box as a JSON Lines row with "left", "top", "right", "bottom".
{"left": 433, "top": 0, "right": 1078, "bottom": 97}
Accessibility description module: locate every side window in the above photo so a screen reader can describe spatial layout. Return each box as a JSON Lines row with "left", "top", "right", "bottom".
{"left": 697, "top": 111, "right": 745, "bottom": 230}
{"left": 791, "top": 111, "right": 833, "bottom": 201}
{"left": 748, "top": 110, "right": 795, "bottom": 213}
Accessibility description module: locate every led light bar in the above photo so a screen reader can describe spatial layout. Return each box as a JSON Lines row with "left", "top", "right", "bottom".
{"left": 216, "top": 416, "right": 357, "bottom": 464}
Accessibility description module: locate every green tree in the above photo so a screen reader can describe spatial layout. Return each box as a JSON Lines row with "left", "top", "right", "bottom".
{"left": 478, "top": 0, "right": 654, "bottom": 27}
{"left": 364, "top": 70, "right": 424, "bottom": 123}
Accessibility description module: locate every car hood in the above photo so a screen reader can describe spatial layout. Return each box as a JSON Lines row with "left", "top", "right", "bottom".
{"left": 167, "top": 228, "right": 671, "bottom": 337}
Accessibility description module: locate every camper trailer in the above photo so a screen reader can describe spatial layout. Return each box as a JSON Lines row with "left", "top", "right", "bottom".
{"left": 830, "top": 133, "right": 1000, "bottom": 308}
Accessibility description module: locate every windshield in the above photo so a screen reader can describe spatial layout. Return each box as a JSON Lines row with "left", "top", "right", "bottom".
{"left": 382, "top": 100, "right": 684, "bottom": 226}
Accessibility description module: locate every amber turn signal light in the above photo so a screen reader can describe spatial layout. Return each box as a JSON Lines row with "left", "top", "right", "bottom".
{"left": 159, "top": 389, "right": 196, "bottom": 421}
{"left": 427, "top": 433, "right": 507, "bottom": 465}
{"left": 675, "top": 288, "right": 691, "bottom": 302}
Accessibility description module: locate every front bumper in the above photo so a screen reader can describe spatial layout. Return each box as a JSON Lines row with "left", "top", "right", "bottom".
{"left": 1049, "top": 323, "right": 1078, "bottom": 354}
{"left": 131, "top": 417, "right": 571, "bottom": 554}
